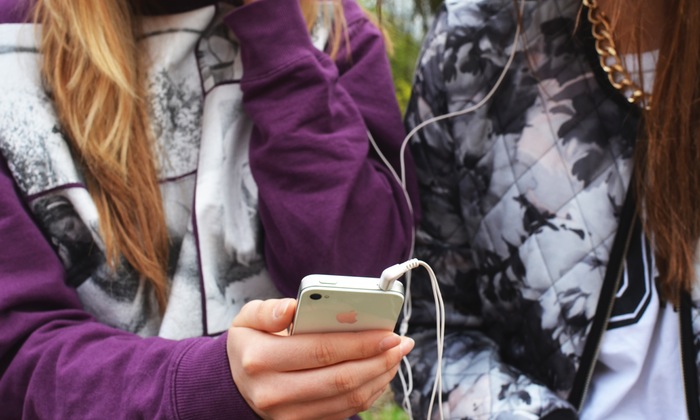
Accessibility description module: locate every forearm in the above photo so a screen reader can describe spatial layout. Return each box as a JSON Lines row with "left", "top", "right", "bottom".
{"left": 0, "top": 160, "right": 255, "bottom": 420}
{"left": 227, "top": 0, "right": 415, "bottom": 296}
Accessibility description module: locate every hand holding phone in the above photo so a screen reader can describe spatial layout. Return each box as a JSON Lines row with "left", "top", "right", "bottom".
{"left": 290, "top": 274, "right": 405, "bottom": 334}
{"left": 227, "top": 298, "right": 414, "bottom": 419}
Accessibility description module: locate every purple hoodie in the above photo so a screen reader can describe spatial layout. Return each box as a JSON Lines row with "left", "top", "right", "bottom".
{"left": 0, "top": 0, "right": 418, "bottom": 418}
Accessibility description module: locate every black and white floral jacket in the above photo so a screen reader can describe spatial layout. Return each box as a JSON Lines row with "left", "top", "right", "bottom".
{"left": 395, "top": 0, "right": 700, "bottom": 418}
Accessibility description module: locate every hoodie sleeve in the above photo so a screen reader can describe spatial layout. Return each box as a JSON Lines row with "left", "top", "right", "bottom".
{"left": 225, "top": 0, "right": 419, "bottom": 297}
{"left": 0, "top": 0, "right": 30, "bottom": 24}
{"left": 0, "top": 157, "right": 258, "bottom": 420}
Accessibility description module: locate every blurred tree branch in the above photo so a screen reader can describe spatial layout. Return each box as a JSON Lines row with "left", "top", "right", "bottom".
{"left": 359, "top": 0, "right": 441, "bottom": 111}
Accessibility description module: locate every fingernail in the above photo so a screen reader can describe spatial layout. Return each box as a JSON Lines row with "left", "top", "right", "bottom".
{"left": 379, "top": 334, "right": 401, "bottom": 351}
{"left": 274, "top": 299, "right": 291, "bottom": 319}
{"left": 400, "top": 337, "right": 415, "bottom": 355}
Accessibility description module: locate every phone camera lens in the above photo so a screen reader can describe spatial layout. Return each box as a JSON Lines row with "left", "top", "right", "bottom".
{"left": 310, "top": 293, "right": 322, "bottom": 300}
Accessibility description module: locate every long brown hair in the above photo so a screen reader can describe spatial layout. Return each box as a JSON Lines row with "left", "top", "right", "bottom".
{"left": 525, "top": 0, "right": 700, "bottom": 305}
{"left": 637, "top": 0, "right": 700, "bottom": 305}
{"left": 33, "top": 0, "right": 354, "bottom": 312}
{"left": 578, "top": 0, "right": 700, "bottom": 305}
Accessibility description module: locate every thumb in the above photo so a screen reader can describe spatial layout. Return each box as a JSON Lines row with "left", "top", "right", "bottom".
{"left": 232, "top": 298, "right": 297, "bottom": 333}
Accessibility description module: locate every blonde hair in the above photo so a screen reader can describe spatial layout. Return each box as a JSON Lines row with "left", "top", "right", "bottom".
{"left": 34, "top": 0, "right": 356, "bottom": 312}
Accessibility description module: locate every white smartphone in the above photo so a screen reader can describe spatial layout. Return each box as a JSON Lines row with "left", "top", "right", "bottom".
{"left": 290, "top": 274, "right": 405, "bottom": 334}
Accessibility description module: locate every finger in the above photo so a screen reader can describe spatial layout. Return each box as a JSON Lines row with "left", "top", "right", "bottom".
{"left": 296, "top": 338, "right": 406, "bottom": 400}
{"left": 329, "top": 386, "right": 388, "bottom": 420}
{"left": 268, "top": 336, "right": 412, "bottom": 403}
{"left": 232, "top": 298, "right": 297, "bottom": 333}
{"left": 273, "top": 387, "right": 388, "bottom": 420}
{"left": 264, "top": 361, "right": 399, "bottom": 420}
{"left": 260, "top": 330, "right": 405, "bottom": 372}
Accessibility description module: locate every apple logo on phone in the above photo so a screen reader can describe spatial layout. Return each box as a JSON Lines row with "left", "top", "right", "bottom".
{"left": 336, "top": 310, "right": 358, "bottom": 324}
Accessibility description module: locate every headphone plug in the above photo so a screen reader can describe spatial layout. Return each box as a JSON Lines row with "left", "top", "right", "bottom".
{"left": 379, "top": 258, "right": 420, "bottom": 291}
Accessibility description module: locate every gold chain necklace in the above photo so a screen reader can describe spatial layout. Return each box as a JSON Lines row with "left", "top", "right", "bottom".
{"left": 582, "top": 0, "right": 651, "bottom": 108}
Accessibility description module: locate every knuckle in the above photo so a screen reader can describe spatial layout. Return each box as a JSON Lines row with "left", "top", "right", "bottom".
{"left": 248, "top": 299, "right": 264, "bottom": 317}
{"left": 314, "top": 342, "right": 337, "bottom": 366}
{"left": 346, "top": 388, "right": 372, "bottom": 412}
{"left": 333, "top": 369, "right": 358, "bottom": 394}
{"left": 251, "top": 391, "right": 279, "bottom": 413}
{"left": 240, "top": 352, "right": 266, "bottom": 376}
{"left": 233, "top": 299, "right": 263, "bottom": 327}
{"left": 356, "top": 334, "right": 379, "bottom": 359}
{"left": 247, "top": 299, "right": 264, "bottom": 307}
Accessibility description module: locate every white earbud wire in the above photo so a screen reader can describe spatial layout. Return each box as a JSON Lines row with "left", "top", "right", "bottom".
{"left": 368, "top": 1, "right": 525, "bottom": 417}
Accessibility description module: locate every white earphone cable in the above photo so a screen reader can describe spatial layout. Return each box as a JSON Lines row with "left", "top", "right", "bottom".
{"left": 368, "top": 1, "right": 525, "bottom": 418}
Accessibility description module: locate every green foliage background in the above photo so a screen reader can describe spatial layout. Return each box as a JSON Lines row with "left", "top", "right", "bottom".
{"left": 360, "top": 0, "right": 433, "bottom": 112}
{"left": 386, "top": 22, "right": 422, "bottom": 113}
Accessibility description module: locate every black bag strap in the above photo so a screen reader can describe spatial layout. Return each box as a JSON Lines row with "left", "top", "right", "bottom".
{"left": 680, "top": 291, "right": 700, "bottom": 419}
